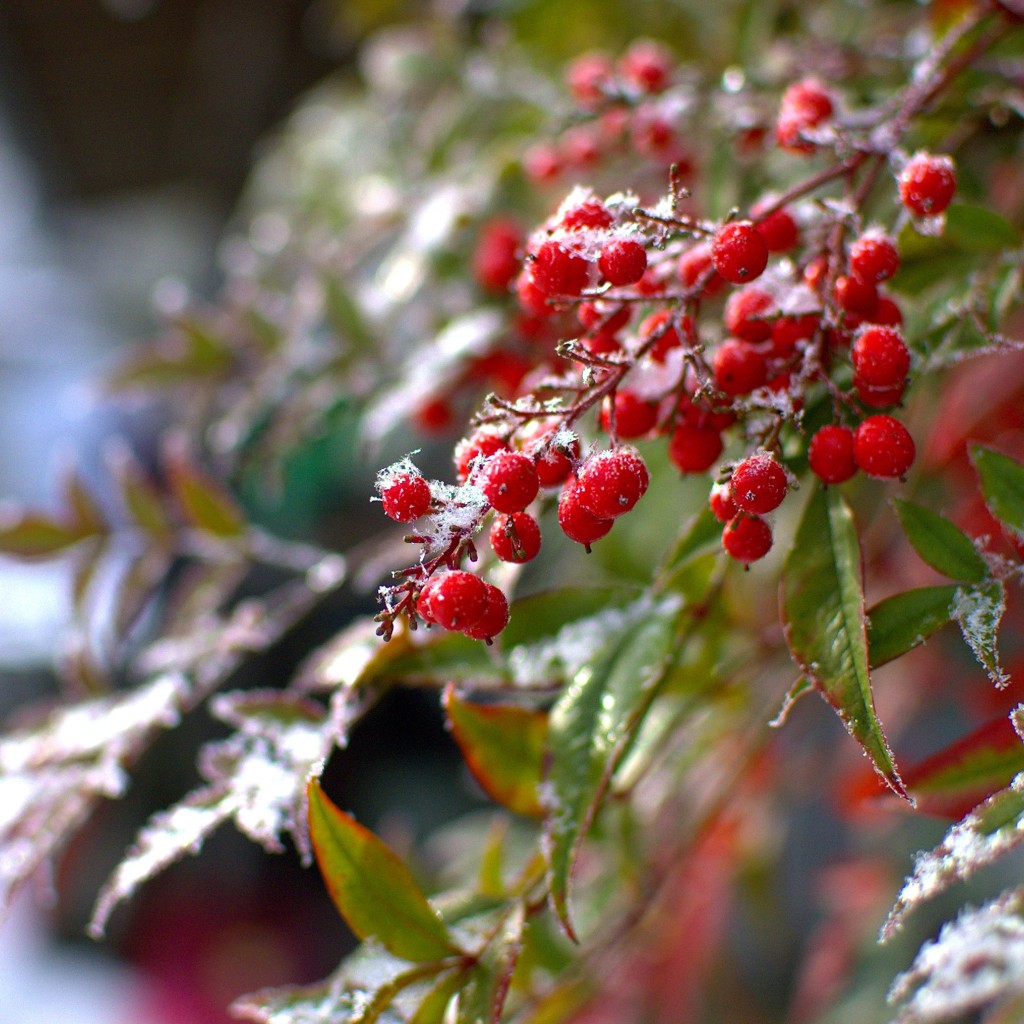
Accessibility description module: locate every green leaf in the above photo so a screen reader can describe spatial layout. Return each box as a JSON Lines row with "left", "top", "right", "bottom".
{"left": 410, "top": 969, "right": 466, "bottom": 1024}
{"left": 456, "top": 904, "right": 525, "bottom": 1024}
{"left": 893, "top": 499, "right": 989, "bottom": 582}
{"left": 658, "top": 505, "right": 722, "bottom": 578}
{"left": 307, "top": 779, "right": 462, "bottom": 963}
{"left": 444, "top": 687, "right": 548, "bottom": 818}
{"left": 164, "top": 435, "right": 247, "bottom": 538}
{"left": 382, "top": 630, "right": 507, "bottom": 686}
{"left": 971, "top": 445, "right": 1024, "bottom": 538}
{"left": 781, "top": 485, "right": 906, "bottom": 798}
{"left": 943, "top": 204, "right": 1022, "bottom": 253}
{"left": 499, "top": 588, "right": 636, "bottom": 652}
{"left": 867, "top": 584, "right": 960, "bottom": 667}
{"left": 0, "top": 509, "right": 85, "bottom": 559}
{"left": 952, "top": 579, "right": 1008, "bottom": 687}
{"left": 543, "top": 594, "right": 684, "bottom": 939}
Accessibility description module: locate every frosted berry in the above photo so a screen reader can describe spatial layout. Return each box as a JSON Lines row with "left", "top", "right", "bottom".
{"left": 456, "top": 429, "right": 509, "bottom": 483}
{"left": 808, "top": 425, "right": 857, "bottom": 484}
{"left": 415, "top": 576, "right": 444, "bottom": 624}
{"left": 522, "top": 423, "right": 580, "bottom": 487}
{"left": 731, "top": 453, "right": 788, "bottom": 515}
{"left": 849, "top": 232, "right": 900, "bottom": 283}
{"left": 599, "top": 238, "right": 648, "bottom": 286}
{"left": 776, "top": 78, "right": 834, "bottom": 152}
{"left": 576, "top": 448, "right": 649, "bottom": 520}
{"left": 480, "top": 451, "right": 540, "bottom": 513}
{"left": 851, "top": 325, "right": 910, "bottom": 389}
{"left": 566, "top": 51, "right": 614, "bottom": 107}
{"left": 490, "top": 512, "right": 542, "bottom": 564}
{"left": 898, "top": 153, "right": 956, "bottom": 217}
{"left": 531, "top": 240, "right": 591, "bottom": 297}
{"left": 722, "top": 515, "right": 773, "bottom": 564}
{"left": 668, "top": 422, "right": 724, "bottom": 474}
{"left": 462, "top": 583, "right": 510, "bottom": 641}
{"left": 558, "top": 482, "right": 614, "bottom": 547}
{"left": 677, "top": 243, "right": 724, "bottom": 295}
{"left": 640, "top": 309, "right": 690, "bottom": 362}
{"left": 579, "top": 301, "right": 631, "bottom": 334}
{"left": 754, "top": 205, "right": 799, "bottom": 252}
{"left": 601, "top": 391, "right": 658, "bottom": 438}
{"left": 834, "top": 275, "right": 878, "bottom": 317}
{"left": 711, "top": 222, "right": 769, "bottom": 284}
{"left": 380, "top": 472, "right": 432, "bottom": 522}
{"left": 473, "top": 219, "right": 522, "bottom": 293}
{"left": 620, "top": 39, "right": 673, "bottom": 93}
{"left": 516, "top": 271, "right": 554, "bottom": 317}
{"left": 771, "top": 315, "right": 818, "bottom": 357}
{"left": 853, "top": 414, "right": 916, "bottom": 479}
{"left": 430, "top": 571, "right": 489, "bottom": 631}
{"left": 870, "top": 295, "right": 903, "bottom": 327}
{"left": 713, "top": 338, "right": 768, "bottom": 395}
{"left": 857, "top": 381, "right": 906, "bottom": 409}
{"left": 725, "top": 288, "right": 775, "bottom": 344}
{"left": 709, "top": 481, "right": 738, "bottom": 523}
{"left": 560, "top": 196, "right": 614, "bottom": 231}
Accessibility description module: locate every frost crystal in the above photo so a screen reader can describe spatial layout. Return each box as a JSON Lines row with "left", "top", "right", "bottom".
{"left": 0, "top": 675, "right": 185, "bottom": 917}
{"left": 88, "top": 690, "right": 333, "bottom": 937}
{"left": 889, "top": 890, "right": 1024, "bottom": 1024}
{"left": 882, "top": 771, "right": 1024, "bottom": 939}
{"left": 952, "top": 582, "right": 1009, "bottom": 687}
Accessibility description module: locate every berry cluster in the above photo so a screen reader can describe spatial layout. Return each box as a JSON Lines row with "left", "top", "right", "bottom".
{"left": 377, "top": 44, "right": 970, "bottom": 638}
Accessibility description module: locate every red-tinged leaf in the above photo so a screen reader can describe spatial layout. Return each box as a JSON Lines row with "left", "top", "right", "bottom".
{"left": 107, "top": 319, "right": 232, "bottom": 393}
{"left": 444, "top": 687, "right": 547, "bottom": 818}
{"left": 307, "top": 778, "right": 462, "bottom": 963}
{"left": 0, "top": 507, "right": 85, "bottom": 559}
{"left": 105, "top": 441, "right": 172, "bottom": 537}
{"left": 164, "top": 435, "right": 246, "bottom": 538}
{"left": 456, "top": 903, "right": 525, "bottom": 1024}
{"left": 781, "top": 485, "right": 907, "bottom": 800}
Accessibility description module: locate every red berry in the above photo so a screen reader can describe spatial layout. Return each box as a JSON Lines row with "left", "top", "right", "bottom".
{"left": 776, "top": 78, "right": 834, "bottom": 152}
{"left": 754, "top": 205, "right": 799, "bottom": 251}
{"left": 414, "top": 397, "right": 454, "bottom": 434}
{"left": 853, "top": 414, "right": 916, "bottom": 479}
{"left": 566, "top": 51, "right": 614, "bottom": 107}
{"left": 722, "top": 515, "right": 773, "bottom": 563}
{"left": 724, "top": 287, "right": 775, "bottom": 344}
{"left": 833, "top": 275, "right": 878, "bottom": 317}
{"left": 712, "top": 221, "right": 769, "bottom": 284}
{"left": 709, "top": 481, "right": 738, "bottom": 523}
{"left": 462, "top": 583, "right": 510, "bottom": 641}
{"left": 560, "top": 196, "right": 614, "bottom": 231}
{"left": 856, "top": 380, "right": 906, "bottom": 409}
{"left": 576, "top": 448, "right": 649, "bottom": 520}
{"left": 522, "top": 422, "right": 580, "bottom": 487}
{"left": 473, "top": 218, "right": 522, "bottom": 293}
{"left": 808, "top": 425, "right": 857, "bottom": 484}
{"left": 898, "top": 153, "right": 956, "bottom": 217}
{"left": 578, "top": 301, "right": 630, "bottom": 334}
{"left": 480, "top": 451, "right": 540, "bottom": 513}
{"left": 677, "top": 243, "right": 724, "bottom": 295}
{"left": 456, "top": 429, "right": 509, "bottom": 483}
{"left": 869, "top": 295, "right": 903, "bottom": 327}
{"left": 771, "top": 315, "right": 818, "bottom": 357}
{"left": 430, "top": 571, "right": 489, "bottom": 631}
{"left": 668, "top": 422, "right": 724, "bottom": 474}
{"left": 490, "top": 512, "right": 542, "bottom": 563}
{"left": 601, "top": 391, "right": 658, "bottom": 438}
{"left": 524, "top": 143, "right": 562, "bottom": 184}
{"left": 516, "top": 271, "right": 554, "bottom": 317}
{"left": 531, "top": 240, "right": 591, "bottom": 297}
{"left": 849, "top": 232, "right": 900, "bottom": 283}
{"left": 713, "top": 338, "right": 768, "bottom": 395}
{"left": 730, "top": 453, "right": 788, "bottom": 514}
{"left": 561, "top": 125, "right": 602, "bottom": 167}
{"left": 620, "top": 39, "right": 673, "bottom": 93}
{"left": 599, "top": 238, "right": 648, "bottom": 286}
{"left": 640, "top": 309, "right": 690, "bottom": 362}
{"left": 851, "top": 325, "right": 910, "bottom": 389}
{"left": 558, "top": 482, "right": 614, "bottom": 546}
{"left": 380, "top": 472, "right": 432, "bottom": 522}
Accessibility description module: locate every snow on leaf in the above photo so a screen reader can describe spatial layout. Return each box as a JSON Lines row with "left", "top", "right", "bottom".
{"left": 952, "top": 580, "right": 1009, "bottom": 688}
{"left": 888, "top": 890, "right": 1024, "bottom": 1024}
{"left": 0, "top": 675, "right": 185, "bottom": 916}
{"left": 882, "top": 772, "right": 1024, "bottom": 940}
{"left": 89, "top": 690, "right": 332, "bottom": 937}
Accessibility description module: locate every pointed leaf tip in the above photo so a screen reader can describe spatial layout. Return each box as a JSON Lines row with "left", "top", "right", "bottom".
{"left": 306, "top": 779, "right": 461, "bottom": 963}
